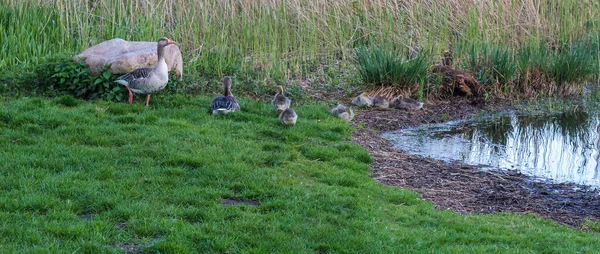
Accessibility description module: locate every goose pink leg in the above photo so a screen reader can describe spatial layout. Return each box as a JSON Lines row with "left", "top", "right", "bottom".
{"left": 126, "top": 86, "right": 134, "bottom": 104}
{"left": 145, "top": 94, "right": 151, "bottom": 107}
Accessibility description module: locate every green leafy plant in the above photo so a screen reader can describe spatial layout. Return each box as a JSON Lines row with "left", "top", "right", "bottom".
{"left": 34, "top": 56, "right": 126, "bottom": 101}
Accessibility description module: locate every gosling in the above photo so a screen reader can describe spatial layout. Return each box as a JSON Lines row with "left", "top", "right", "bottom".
{"left": 390, "top": 98, "right": 424, "bottom": 110}
{"left": 279, "top": 108, "right": 298, "bottom": 126}
{"left": 271, "top": 85, "right": 292, "bottom": 114}
{"left": 351, "top": 92, "right": 373, "bottom": 107}
{"left": 372, "top": 96, "right": 389, "bottom": 108}
{"left": 330, "top": 103, "right": 354, "bottom": 122}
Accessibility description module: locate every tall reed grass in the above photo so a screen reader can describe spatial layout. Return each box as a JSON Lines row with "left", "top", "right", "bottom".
{"left": 1, "top": 0, "right": 599, "bottom": 94}
{"left": 355, "top": 45, "right": 429, "bottom": 88}
{"left": 3, "top": 1, "right": 599, "bottom": 68}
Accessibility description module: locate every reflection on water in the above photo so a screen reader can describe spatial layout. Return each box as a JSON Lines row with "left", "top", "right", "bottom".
{"left": 382, "top": 111, "right": 600, "bottom": 188}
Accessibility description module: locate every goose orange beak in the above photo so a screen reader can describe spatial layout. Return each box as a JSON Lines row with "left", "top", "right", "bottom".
{"left": 167, "top": 39, "right": 176, "bottom": 45}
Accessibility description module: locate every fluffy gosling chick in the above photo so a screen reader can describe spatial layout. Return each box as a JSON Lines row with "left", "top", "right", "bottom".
{"left": 330, "top": 103, "right": 354, "bottom": 122}
{"left": 271, "top": 85, "right": 291, "bottom": 114}
{"left": 372, "top": 96, "right": 389, "bottom": 108}
{"left": 390, "top": 98, "right": 424, "bottom": 110}
{"left": 279, "top": 108, "right": 298, "bottom": 126}
{"left": 351, "top": 92, "right": 372, "bottom": 107}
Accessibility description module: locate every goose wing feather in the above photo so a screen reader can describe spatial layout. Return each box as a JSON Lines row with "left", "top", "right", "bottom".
{"left": 210, "top": 96, "right": 240, "bottom": 112}
{"left": 116, "top": 67, "right": 154, "bottom": 90}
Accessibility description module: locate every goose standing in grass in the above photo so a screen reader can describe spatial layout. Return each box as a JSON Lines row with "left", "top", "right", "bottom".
{"left": 210, "top": 76, "right": 240, "bottom": 115}
{"left": 330, "top": 103, "right": 354, "bottom": 122}
{"left": 115, "top": 37, "right": 176, "bottom": 107}
{"left": 271, "top": 85, "right": 292, "bottom": 115}
{"left": 279, "top": 108, "right": 298, "bottom": 126}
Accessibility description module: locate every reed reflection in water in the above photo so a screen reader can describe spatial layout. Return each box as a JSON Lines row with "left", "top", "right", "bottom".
{"left": 382, "top": 111, "right": 600, "bottom": 187}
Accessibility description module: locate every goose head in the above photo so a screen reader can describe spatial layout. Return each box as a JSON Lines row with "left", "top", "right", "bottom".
{"left": 357, "top": 92, "right": 370, "bottom": 100}
{"left": 156, "top": 37, "right": 176, "bottom": 60}
{"left": 276, "top": 85, "right": 284, "bottom": 95}
{"left": 158, "top": 37, "right": 176, "bottom": 47}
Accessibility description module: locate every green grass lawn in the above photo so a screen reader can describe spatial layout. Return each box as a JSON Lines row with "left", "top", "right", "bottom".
{"left": 1, "top": 95, "right": 599, "bottom": 253}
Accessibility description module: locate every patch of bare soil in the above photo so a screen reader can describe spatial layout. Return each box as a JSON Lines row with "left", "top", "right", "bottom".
{"left": 221, "top": 198, "right": 261, "bottom": 207}
{"left": 352, "top": 97, "right": 600, "bottom": 227}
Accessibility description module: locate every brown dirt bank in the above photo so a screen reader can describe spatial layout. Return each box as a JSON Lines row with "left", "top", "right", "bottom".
{"left": 351, "top": 97, "right": 600, "bottom": 227}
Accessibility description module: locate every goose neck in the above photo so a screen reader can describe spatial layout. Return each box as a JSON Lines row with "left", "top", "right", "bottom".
{"left": 223, "top": 84, "right": 232, "bottom": 96}
{"left": 157, "top": 44, "right": 166, "bottom": 61}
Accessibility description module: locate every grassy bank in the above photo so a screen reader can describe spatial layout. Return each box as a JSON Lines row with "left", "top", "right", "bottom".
{"left": 0, "top": 95, "right": 599, "bottom": 252}
{"left": 2, "top": 2, "right": 600, "bottom": 252}
{"left": 2, "top": 1, "right": 600, "bottom": 99}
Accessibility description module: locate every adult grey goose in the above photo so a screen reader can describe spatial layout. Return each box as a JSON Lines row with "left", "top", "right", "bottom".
{"left": 210, "top": 76, "right": 240, "bottom": 115}
{"left": 115, "top": 37, "right": 176, "bottom": 107}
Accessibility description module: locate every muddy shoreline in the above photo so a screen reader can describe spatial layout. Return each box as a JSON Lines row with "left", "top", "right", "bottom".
{"left": 351, "top": 98, "right": 600, "bottom": 227}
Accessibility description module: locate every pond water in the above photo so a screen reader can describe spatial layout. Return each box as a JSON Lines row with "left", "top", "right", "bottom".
{"left": 382, "top": 110, "right": 600, "bottom": 188}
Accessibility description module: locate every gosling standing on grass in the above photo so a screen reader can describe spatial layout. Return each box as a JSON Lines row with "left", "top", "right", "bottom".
{"left": 210, "top": 76, "right": 240, "bottom": 115}
{"left": 279, "top": 108, "right": 298, "bottom": 126}
{"left": 272, "top": 85, "right": 292, "bottom": 114}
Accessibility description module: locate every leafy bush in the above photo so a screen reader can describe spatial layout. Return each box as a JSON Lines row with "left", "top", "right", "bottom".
{"left": 33, "top": 56, "right": 126, "bottom": 101}
{"left": 354, "top": 45, "right": 430, "bottom": 88}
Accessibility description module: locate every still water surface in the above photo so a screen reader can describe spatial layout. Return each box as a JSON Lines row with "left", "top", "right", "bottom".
{"left": 382, "top": 110, "right": 600, "bottom": 188}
